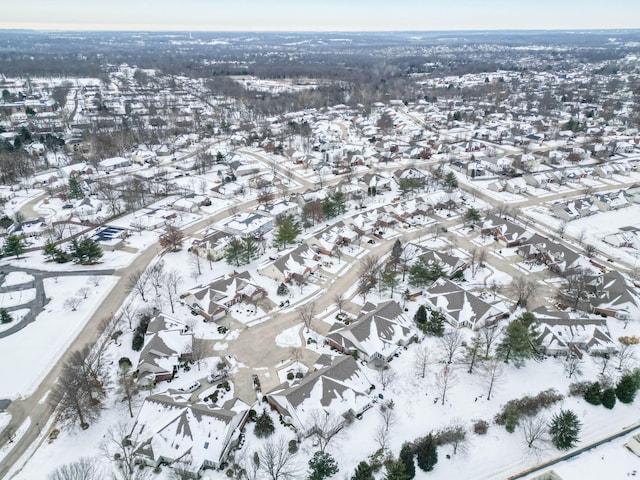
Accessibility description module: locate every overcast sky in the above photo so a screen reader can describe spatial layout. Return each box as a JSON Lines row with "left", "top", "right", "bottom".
{"left": 2, "top": 0, "right": 639, "bottom": 31}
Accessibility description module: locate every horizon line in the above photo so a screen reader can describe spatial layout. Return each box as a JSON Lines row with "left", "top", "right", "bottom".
{"left": 0, "top": 26, "right": 639, "bottom": 34}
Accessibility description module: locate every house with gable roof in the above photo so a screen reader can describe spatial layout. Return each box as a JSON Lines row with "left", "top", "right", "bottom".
{"left": 182, "top": 272, "right": 266, "bottom": 322}
{"left": 477, "top": 213, "right": 533, "bottom": 247}
{"left": 533, "top": 307, "right": 617, "bottom": 357}
{"left": 266, "top": 355, "right": 373, "bottom": 436}
{"left": 326, "top": 301, "right": 415, "bottom": 362}
{"left": 260, "top": 243, "right": 321, "bottom": 284}
{"left": 130, "top": 393, "right": 249, "bottom": 475}
{"left": 423, "top": 278, "right": 508, "bottom": 329}
{"left": 136, "top": 313, "right": 193, "bottom": 384}
{"left": 588, "top": 271, "right": 640, "bottom": 321}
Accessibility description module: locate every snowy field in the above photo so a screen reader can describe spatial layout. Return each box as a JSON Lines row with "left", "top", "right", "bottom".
{"left": 0, "top": 275, "right": 118, "bottom": 399}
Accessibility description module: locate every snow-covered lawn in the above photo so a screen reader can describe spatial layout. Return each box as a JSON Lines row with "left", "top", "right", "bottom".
{"left": 0, "top": 289, "right": 36, "bottom": 309}
{"left": 0, "top": 275, "right": 118, "bottom": 399}
{"left": 0, "top": 308, "right": 29, "bottom": 334}
{"left": 275, "top": 323, "right": 303, "bottom": 348}
{"left": 1, "top": 272, "right": 34, "bottom": 287}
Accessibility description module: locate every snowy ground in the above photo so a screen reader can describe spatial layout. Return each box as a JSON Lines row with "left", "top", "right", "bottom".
{"left": 1, "top": 272, "right": 34, "bottom": 287}
{"left": 0, "top": 275, "right": 118, "bottom": 399}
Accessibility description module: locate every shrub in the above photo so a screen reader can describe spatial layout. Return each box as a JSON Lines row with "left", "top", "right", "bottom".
{"left": 118, "top": 357, "right": 132, "bottom": 370}
{"left": 287, "top": 372, "right": 294, "bottom": 381}
{"left": 616, "top": 372, "right": 640, "bottom": 404}
{"left": 473, "top": 420, "right": 489, "bottom": 435}
{"left": 583, "top": 382, "right": 602, "bottom": 405}
{"left": 254, "top": 410, "right": 275, "bottom": 438}
{"left": 415, "top": 434, "right": 438, "bottom": 472}
{"left": 226, "top": 469, "right": 234, "bottom": 477}
{"left": 288, "top": 439, "right": 298, "bottom": 454}
{"left": 602, "top": 388, "right": 617, "bottom": 409}
{"left": 569, "top": 381, "right": 591, "bottom": 397}
{"left": 495, "top": 389, "right": 564, "bottom": 431}
{"left": 248, "top": 409, "right": 257, "bottom": 422}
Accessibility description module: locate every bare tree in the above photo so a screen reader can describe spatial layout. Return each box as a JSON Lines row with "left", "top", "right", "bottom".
{"left": 374, "top": 424, "right": 390, "bottom": 453}
{"left": 191, "top": 247, "right": 202, "bottom": 277}
{"left": 147, "top": 261, "right": 165, "bottom": 297}
{"left": 89, "top": 275, "right": 102, "bottom": 287}
{"left": 615, "top": 343, "right": 636, "bottom": 371}
{"left": 563, "top": 354, "right": 584, "bottom": 379}
{"left": 77, "top": 287, "right": 90, "bottom": 300}
{"left": 102, "top": 422, "right": 150, "bottom": 480}
{"left": 357, "top": 254, "right": 381, "bottom": 302}
{"left": 414, "top": 345, "right": 431, "bottom": 379}
{"left": 479, "top": 323, "right": 501, "bottom": 358}
{"left": 333, "top": 293, "right": 346, "bottom": 316}
{"left": 521, "top": 414, "right": 547, "bottom": 449}
{"left": 163, "top": 269, "right": 183, "bottom": 314}
{"left": 594, "top": 353, "right": 613, "bottom": 376}
{"left": 122, "top": 303, "right": 138, "bottom": 330}
{"left": 435, "top": 365, "right": 458, "bottom": 406}
{"left": 378, "top": 400, "right": 398, "bottom": 433}
{"left": 435, "top": 418, "right": 468, "bottom": 455}
{"left": 438, "top": 330, "right": 464, "bottom": 364}
{"left": 480, "top": 359, "right": 505, "bottom": 400}
{"left": 127, "top": 269, "right": 150, "bottom": 302}
{"left": 508, "top": 276, "right": 539, "bottom": 308}
{"left": 258, "top": 436, "right": 298, "bottom": 480}
{"left": 189, "top": 337, "right": 211, "bottom": 371}
{"left": 305, "top": 409, "right": 345, "bottom": 453}
{"left": 159, "top": 225, "right": 185, "bottom": 252}
{"left": 377, "top": 362, "right": 397, "bottom": 391}
{"left": 64, "top": 296, "right": 83, "bottom": 311}
{"left": 298, "top": 301, "right": 316, "bottom": 333}
{"left": 48, "top": 457, "right": 104, "bottom": 480}
{"left": 49, "top": 347, "right": 106, "bottom": 429}
{"left": 117, "top": 362, "right": 139, "bottom": 418}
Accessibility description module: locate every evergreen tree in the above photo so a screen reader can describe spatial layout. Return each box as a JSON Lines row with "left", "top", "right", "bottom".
{"left": 254, "top": 410, "right": 275, "bottom": 438}
{"left": 241, "top": 237, "right": 260, "bottom": 264}
{"left": 380, "top": 268, "right": 399, "bottom": 297}
{"left": 463, "top": 207, "right": 482, "bottom": 224}
{"left": 384, "top": 460, "right": 409, "bottom": 480}
{"left": 3, "top": 235, "right": 25, "bottom": 259}
{"left": 43, "top": 240, "right": 59, "bottom": 261}
{"left": 0, "top": 309, "right": 12, "bottom": 324}
{"left": 583, "top": 382, "right": 602, "bottom": 405}
{"left": 408, "top": 260, "right": 443, "bottom": 288}
{"left": 351, "top": 461, "right": 374, "bottom": 480}
{"left": 496, "top": 312, "right": 541, "bottom": 367}
{"left": 322, "top": 197, "right": 337, "bottom": 219}
{"left": 443, "top": 172, "right": 458, "bottom": 190}
{"left": 332, "top": 191, "right": 346, "bottom": 215}
{"left": 426, "top": 310, "right": 446, "bottom": 337}
{"left": 549, "top": 409, "right": 582, "bottom": 450}
{"left": 415, "top": 434, "right": 438, "bottom": 472}
{"left": 277, "top": 283, "right": 289, "bottom": 296}
{"left": 616, "top": 372, "right": 640, "bottom": 404}
{"left": 224, "top": 238, "right": 245, "bottom": 267}
{"left": 414, "top": 305, "right": 427, "bottom": 326}
{"left": 67, "top": 176, "right": 84, "bottom": 199}
{"left": 275, "top": 214, "right": 302, "bottom": 249}
{"left": 70, "top": 237, "right": 103, "bottom": 264}
{"left": 602, "top": 388, "right": 617, "bottom": 409}
{"left": 399, "top": 443, "right": 416, "bottom": 479}
{"left": 390, "top": 239, "right": 403, "bottom": 267}
{"left": 308, "top": 451, "right": 339, "bottom": 480}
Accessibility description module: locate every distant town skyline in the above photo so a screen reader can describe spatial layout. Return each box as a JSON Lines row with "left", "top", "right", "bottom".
{"left": 2, "top": 0, "right": 639, "bottom": 32}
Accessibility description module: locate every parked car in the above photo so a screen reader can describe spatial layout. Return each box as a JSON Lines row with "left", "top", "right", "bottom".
{"left": 207, "top": 371, "right": 227, "bottom": 383}
{"left": 177, "top": 381, "right": 200, "bottom": 393}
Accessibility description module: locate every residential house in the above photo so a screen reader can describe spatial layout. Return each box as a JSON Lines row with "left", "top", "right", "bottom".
{"left": 589, "top": 271, "right": 640, "bottom": 321}
{"left": 593, "top": 191, "right": 629, "bottom": 212}
{"left": 182, "top": 272, "right": 267, "bottom": 322}
{"left": 189, "top": 229, "right": 234, "bottom": 262}
{"left": 99, "top": 156, "right": 132, "bottom": 172}
{"left": 130, "top": 394, "right": 249, "bottom": 475}
{"left": 260, "top": 243, "right": 321, "bottom": 284}
{"left": 534, "top": 308, "right": 617, "bottom": 356}
{"left": 136, "top": 314, "right": 193, "bottom": 384}
{"left": 220, "top": 212, "right": 273, "bottom": 238}
{"left": 423, "top": 278, "right": 508, "bottom": 329}
{"left": 478, "top": 213, "right": 533, "bottom": 247}
{"left": 266, "top": 355, "right": 373, "bottom": 436}
{"left": 326, "top": 301, "right": 415, "bottom": 362}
